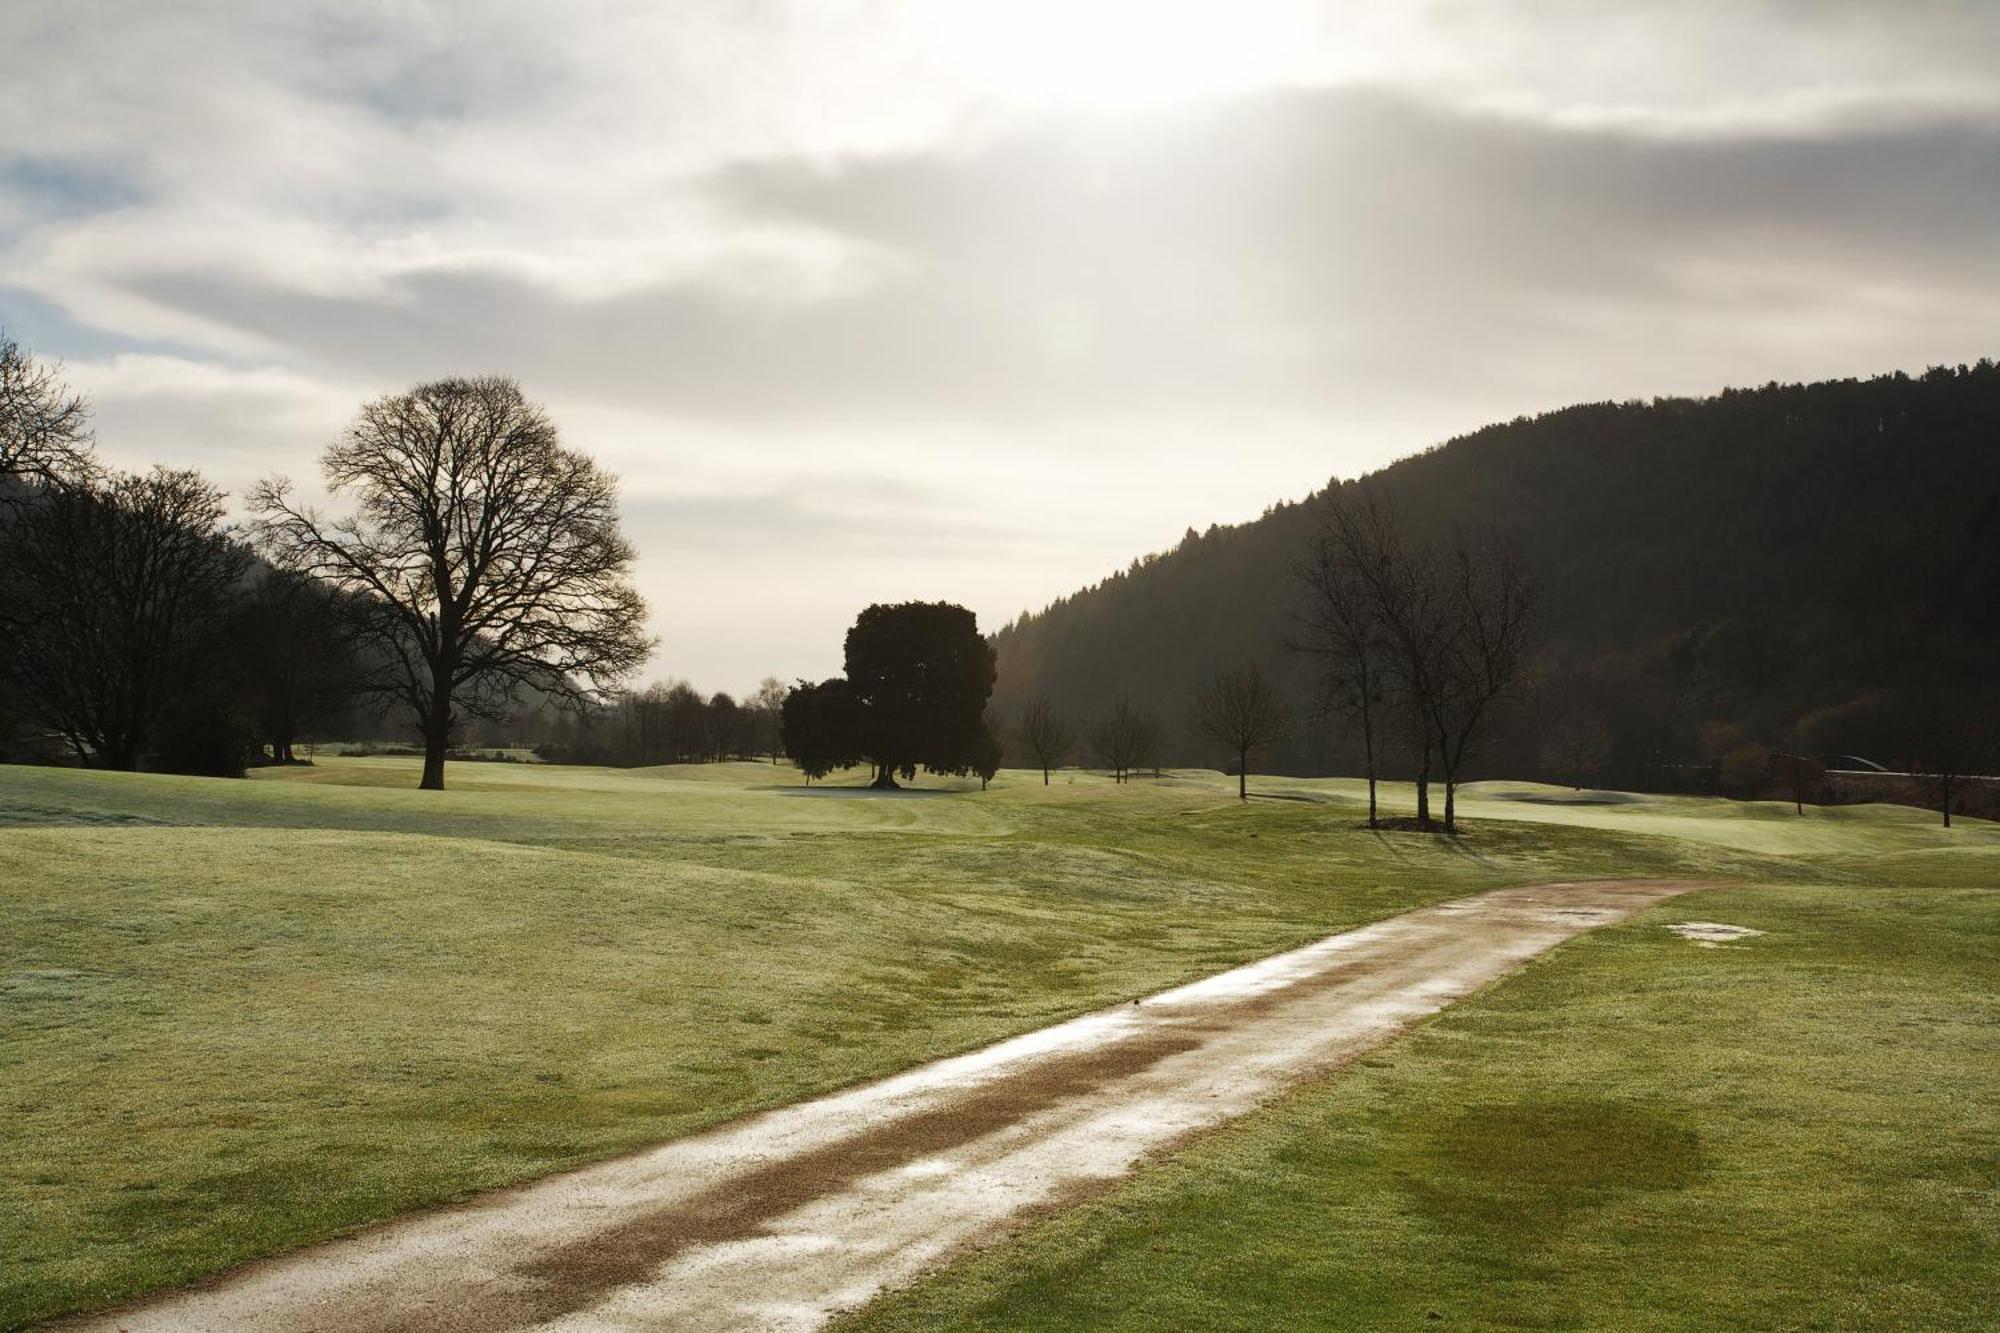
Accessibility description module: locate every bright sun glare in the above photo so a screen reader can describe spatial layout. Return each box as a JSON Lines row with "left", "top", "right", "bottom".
{"left": 932, "top": 0, "right": 1324, "bottom": 113}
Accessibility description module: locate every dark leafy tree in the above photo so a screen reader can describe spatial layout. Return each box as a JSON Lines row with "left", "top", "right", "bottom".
{"left": 781, "top": 678, "right": 866, "bottom": 782}
{"left": 1188, "top": 664, "right": 1291, "bottom": 801}
{"left": 1017, "top": 697, "right": 1073, "bottom": 785}
{"left": 707, "top": 691, "right": 740, "bottom": 760}
{"left": 663, "top": 681, "right": 707, "bottom": 761}
{"left": 0, "top": 467, "right": 249, "bottom": 770}
{"left": 843, "top": 601, "right": 998, "bottom": 788}
{"left": 253, "top": 376, "right": 652, "bottom": 790}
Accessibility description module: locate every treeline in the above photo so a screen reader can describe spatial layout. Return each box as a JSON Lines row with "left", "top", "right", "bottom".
{"left": 992, "top": 362, "right": 2000, "bottom": 818}
{"left": 0, "top": 341, "right": 686, "bottom": 787}
{"left": 0, "top": 340, "right": 363, "bottom": 773}
{"left": 534, "top": 679, "right": 789, "bottom": 767}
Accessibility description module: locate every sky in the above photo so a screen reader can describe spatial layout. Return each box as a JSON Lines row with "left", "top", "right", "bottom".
{"left": 5, "top": 1, "right": 1999, "bottom": 693}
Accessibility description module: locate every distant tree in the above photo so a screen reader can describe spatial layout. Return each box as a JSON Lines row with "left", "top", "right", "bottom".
{"left": 0, "top": 337, "right": 93, "bottom": 489}
{"left": 253, "top": 377, "right": 652, "bottom": 790}
{"left": 1295, "top": 510, "right": 1388, "bottom": 825}
{"left": 1774, "top": 750, "right": 1824, "bottom": 816}
{"left": 1313, "top": 488, "right": 1537, "bottom": 832}
{"left": 1314, "top": 488, "right": 1446, "bottom": 824}
{"left": 750, "top": 676, "right": 789, "bottom": 762}
{"left": 1539, "top": 699, "right": 1614, "bottom": 791}
{"left": 1017, "top": 697, "right": 1073, "bottom": 785}
{"left": 781, "top": 678, "right": 866, "bottom": 782}
{"left": 1189, "top": 664, "right": 1291, "bottom": 801}
{"left": 662, "top": 681, "right": 707, "bottom": 762}
{"left": 236, "top": 568, "right": 364, "bottom": 762}
{"left": 0, "top": 467, "right": 248, "bottom": 770}
{"left": 1092, "top": 697, "right": 1156, "bottom": 783}
{"left": 1425, "top": 543, "right": 1538, "bottom": 832}
{"left": 843, "top": 602, "right": 998, "bottom": 788}
{"left": 707, "top": 691, "right": 740, "bottom": 761}
{"left": 1903, "top": 677, "right": 1999, "bottom": 829}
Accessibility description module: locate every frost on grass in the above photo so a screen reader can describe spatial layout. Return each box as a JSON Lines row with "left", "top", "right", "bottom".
{"left": 1666, "top": 921, "right": 1766, "bottom": 947}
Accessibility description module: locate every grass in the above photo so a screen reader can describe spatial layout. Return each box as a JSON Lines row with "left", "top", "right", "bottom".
{"left": 843, "top": 802, "right": 2000, "bottom": 1331}
{"left": 1, "top": 758, "right": 1993, "bottom": 1328}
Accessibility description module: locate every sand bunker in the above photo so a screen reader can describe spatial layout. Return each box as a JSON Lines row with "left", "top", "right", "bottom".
{"left": 1667, "top": 921, "right": 1766, "bottom": 946}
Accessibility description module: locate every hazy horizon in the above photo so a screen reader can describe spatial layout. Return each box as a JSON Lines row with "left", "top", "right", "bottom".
{"left": 7, "top": 0, "right": 1999, "bottom": 694}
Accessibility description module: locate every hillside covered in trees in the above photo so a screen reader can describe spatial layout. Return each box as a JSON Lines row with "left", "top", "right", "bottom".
{"left": 991, "top": 363, "right": 2000, "bottom": 789}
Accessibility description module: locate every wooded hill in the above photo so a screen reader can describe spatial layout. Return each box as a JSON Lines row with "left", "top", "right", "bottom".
{"left": 991, "top": 362, "right": 2000, "bottom": 787}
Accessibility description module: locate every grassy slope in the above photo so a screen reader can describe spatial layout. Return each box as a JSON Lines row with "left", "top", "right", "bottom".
{"left": 846, "top": 788, "right": 2000, "bottom": 1332}
{"left": 1, "top": 759, "right": 1788, "bottom": 1329}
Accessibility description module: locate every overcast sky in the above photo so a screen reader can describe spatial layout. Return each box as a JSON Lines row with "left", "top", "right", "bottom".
{"left": 6, "top": 1, "right": 1998, "bottom": 692}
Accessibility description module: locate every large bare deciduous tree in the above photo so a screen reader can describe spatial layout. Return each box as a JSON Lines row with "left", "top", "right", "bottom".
{"left": 1188, "top": 664, "right": 1291, "bottom": 801}
{"left": 253, "top": 377, "right": 652, "bottom": 789}
{"left": 1306, "top": 487, "right": 1536, "bottom": 833}
{"left": 0, "top": 337, "right": 94, "bottom": 489}
{"left": 1295, "top": 511, "right": 1389, "bottom": 826}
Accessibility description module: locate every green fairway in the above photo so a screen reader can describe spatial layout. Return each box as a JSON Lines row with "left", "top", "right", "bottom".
{"left": 1, "top": 759, "right": 1992, "bottom": 1329}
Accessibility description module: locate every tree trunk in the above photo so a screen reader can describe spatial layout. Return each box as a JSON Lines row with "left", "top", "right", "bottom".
{"left": 1042, "top": 766, "right": 1051, "bottom": 786}
{"left": 1942, "top": 773, "right": 1954, "bottom": 828}
{"left": 1238, "top": 748, "right": 1248, "bottom": 801}
{"left": 1361, "top": 705, "right": 1378, "bottom": 828}
{"left": 420, "top": 706, "right": 450, "bottom": 791}
{"left": 871, "top": 762, "right": 899, "bottom": 789}
{"left": 1415, "top": 740, "right": 1432, "bottom": 828}
{"left": 1443, "top": 777, "right": 1457, "bottom": 834}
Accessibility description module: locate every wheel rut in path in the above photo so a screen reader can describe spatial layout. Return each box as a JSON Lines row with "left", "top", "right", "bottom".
{"left": 69, "top": 877, "right": 1711, "bottom": 1333}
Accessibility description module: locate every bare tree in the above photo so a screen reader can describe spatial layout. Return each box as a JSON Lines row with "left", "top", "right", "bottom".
{"left": 1017, "top": 696, "right": 1074, "bottom": 785}
{"left": 1314, "top": 488, "right": 1446, "bottom": 825}
{"left": 1189, "top": 664, "right": 1291, "bottom": 801}
{"left": 0, "top": 467, "right": 248, "bottom": 769}
{"left": 1903, "top": 677, "right": 1999, "bottom": 828}
{"left": 1540, "top": 698, "right": 1613, "bottom": 791}
{"left": 253, "top": 377, "right": 652, "bottom": 790}
{"left": 1309, "top": 487, "right": 1536, "bottom": 833}
{"left": 1295, "top": 510, "right": 1388, "bottom": 825}
{"left": 750, "top": 676, "right": 788, "bottom": 762}
{"left": 0, "top": 337, "right": 94, "bottom": 489}
{"left": 1425, "top": 543, "right": 1538, "bottom": 832}
{"left": 1092, "top": 697, "right": 1156, "bottom": 783}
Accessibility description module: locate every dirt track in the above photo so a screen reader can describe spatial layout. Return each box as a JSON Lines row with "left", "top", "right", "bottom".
{"left": 68, "top": 878, "right": 1707, "bottom": 1333}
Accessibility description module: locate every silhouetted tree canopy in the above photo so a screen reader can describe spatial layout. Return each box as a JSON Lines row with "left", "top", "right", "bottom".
{"left": 0, "top": 467, "right": 248, "bottom": 771}
{"left": 843, "top": 601, "right": 998, "bottom": 788}
{"left": 781, "top": 677, "right": 867, "bottom": 781}
{"left": 253, "top": 376, "right": 652, "bottom": 790}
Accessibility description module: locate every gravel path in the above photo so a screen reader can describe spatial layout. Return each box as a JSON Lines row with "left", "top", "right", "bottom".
{"left": 70, "top": 878, "right": 1707, "bottom": 1333}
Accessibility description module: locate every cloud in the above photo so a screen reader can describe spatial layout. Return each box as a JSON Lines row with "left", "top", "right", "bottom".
{"left": 5, "top": 1, "right": 2000, "bottom": 689}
